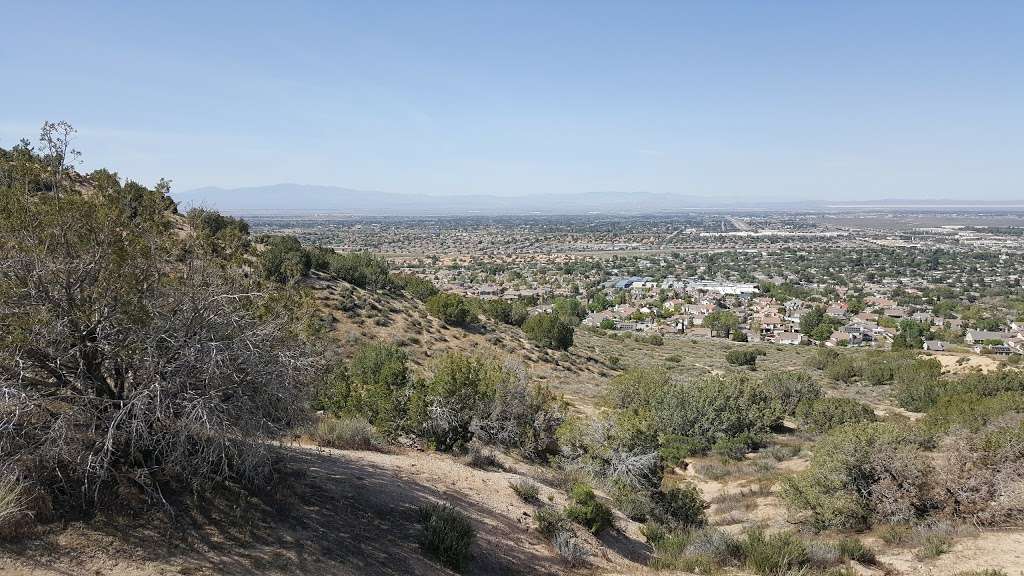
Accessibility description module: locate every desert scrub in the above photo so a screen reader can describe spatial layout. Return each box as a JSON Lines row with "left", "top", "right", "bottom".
{"left": 418, "top": 502, "right": 476, "bottom": 571}
{"left": 878, "top": 524, "right": 910, "bottom": 545}
{"left": 0, "top": 474, "right": 30, "bottom": 540}
{"left": 565, "top": 483, "right": 614, "bottom": 534}
{"left": 740, "top": 529, "right": 808, "bottom": 576}
{"left": 310, "top": 415, "right": 382, "bottom": 450}
{"left": 610, "top": 483, "right": 655, "bottom": 521}
{"left": 652, "top": 483, "right": 708, "bottom": 528}
{"left": 534, "top": 506, "right": 568, "bottom": 538}
{"left": 796, "top": 396, "right": 876, "bottom": 433}
{"left": 464, "top": 444, "right": 501, "bottom": 470}
{"left": 509, "top": 478, "right": 540, "bottom": 503}
{"left": 552, "top": 530, "right": 590, "bottom": 567}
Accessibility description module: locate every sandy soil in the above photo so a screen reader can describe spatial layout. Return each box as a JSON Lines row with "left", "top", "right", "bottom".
{"left": 878, "top": 530, "right": 1024, "bottom": 575}
{"left": 928, "top": 351, "right": 1003, "bottom": 374}
{"left": 0, "top": 445, "right": 651, "bottom": 576}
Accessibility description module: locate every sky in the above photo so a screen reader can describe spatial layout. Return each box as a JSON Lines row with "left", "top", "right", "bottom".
{"left": 1, "top": 1, "right": 1022, "bottom": 201}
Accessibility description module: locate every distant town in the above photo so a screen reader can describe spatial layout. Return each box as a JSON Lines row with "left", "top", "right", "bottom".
{"left": 248, "top": 210, "right": 1024, "bottom": 358}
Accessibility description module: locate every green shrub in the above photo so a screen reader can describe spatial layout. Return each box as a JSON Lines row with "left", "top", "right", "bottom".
{"left": 796, "top": 397, "right": 876, "bottom": 433}
{"left": 763, "top": 370, "right": 822, "bottom": 416}
{"left": 565, "top": 483, "right": 614, "bottom": 534}
{"left": 649, "top": 531, "right": 695, "bottom": 570}
{"left": 656, "top": 374, "right": 786, "bottom": 448}
{"left": 878, "top": 524, "right": 909, "bottom": 545}
{"left": 740, "top": 529, "right": 808, "bottom": 576}
{"left": 523, "top": 314, "right": 574, "bottom": 350}
{"left": 915, "top": 533, "right": 951, "bottom": 559}
{"left": 479, "top": 298, "right": 528, "bottom": 326}
{"left": 323, "top": 251, "right": 392, "bottom": 289}
{"left": 893, "top": 357, "right": 944, "bottom": 411}
{"left": 684, "top": 526, "right": 741, "bottom": 563}
{"left": 640, "top": 521, "right": 667, "bottom": 544}
{"left": 426, "top": 292, "right": 474, "bottom": 326}
{"left": 782, "top": 422, "right": 932, "bottom": 530}
{"left": 922, "top": 391, "right": 1024, "bottom": 434}
{"left": 391, "top": 273, "right": 438, "bottom": 301}
{"left": 258, "top": 235, "right": 310, "bottom": 283}
{"left": 726, "top": 348, "right": 763, "bottom": 367}
{"left": 712, "top": 432, "right": 763, "bottom": 461}
{"left": 658, "top": 435, "right": 709, "bottom": 468}
{"left": 653, "top": 483, "right": 708, "bottom": 528}
{"left": 322, "top": 342, "right": 411, "bottom": 434}
{"left": 416, "top": 353, "right": 501, "bottom": 451}
{"left": 825, "top": 356, "right": 862, "bottom": 383}
{"left": 418, "top": 502, "right": 476, "bottom": 570}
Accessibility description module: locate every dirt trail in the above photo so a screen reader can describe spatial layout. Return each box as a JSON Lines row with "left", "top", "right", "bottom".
{"left": 0, "top": 445, "right": 651, "bottom": 576}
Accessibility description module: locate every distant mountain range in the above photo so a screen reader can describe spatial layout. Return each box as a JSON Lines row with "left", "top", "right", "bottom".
{"left": 173, "top": 184, "right": 1024, "bottom": 215}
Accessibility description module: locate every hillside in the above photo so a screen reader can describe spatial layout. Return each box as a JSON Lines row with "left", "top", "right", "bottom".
{"left": 305, "top": 273, "right": 615, "bottom": 412}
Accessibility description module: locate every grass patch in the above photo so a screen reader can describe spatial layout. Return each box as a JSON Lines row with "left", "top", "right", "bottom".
{"left": 310, "top": 415, "right": 382, "bottom": 450}
{"left": 418, "top": 502, "right": 476, "bottom": 571}
{"left": 509, "top": 478, "right": 540, "bottom": 503}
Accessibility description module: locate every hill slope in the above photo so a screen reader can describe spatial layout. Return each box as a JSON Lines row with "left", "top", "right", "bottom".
{"left": 306, "top": 273, "right": 615, "bottom": 411}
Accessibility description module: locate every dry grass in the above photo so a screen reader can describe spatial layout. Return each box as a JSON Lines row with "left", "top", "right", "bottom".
{"left": 0, "top": 474, "right": 31, "bottom": 540}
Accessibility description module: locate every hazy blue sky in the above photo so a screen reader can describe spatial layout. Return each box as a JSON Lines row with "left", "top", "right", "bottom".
{"left": 1, "top": 1, "right": 1022, "bottom": 200}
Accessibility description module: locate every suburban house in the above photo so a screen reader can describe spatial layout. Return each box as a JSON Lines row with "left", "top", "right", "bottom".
{"left": 777, "top": 332, "right": 804, "bottom": 345}
{"left": 965, "top": 330, "right": 1011, "bottom": 345}
{"left": 923, "top": 340, "right": 946, "bottom": 352}
{"left": 827, "top": 330, "right": 862, "bottom": 347}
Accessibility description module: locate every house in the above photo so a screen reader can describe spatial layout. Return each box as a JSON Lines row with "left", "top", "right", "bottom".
{"left": 777, "top": 332, "right": 804, "bottom": 345}
{"left": 785, "top": 308, "right": 810, "bottom": 324}
{"left": 663, "top": 299, "right": 686, "bottom": 312}
{"left": 965, "top": 330, "right": 1010, "bottom": 345}
{"left": 911, "top": 311, "right": 935, "bottom": 324}
{"left": 975, "top": 344, "right": 1012, "bottom": 355}
{"left": 923, "top": 340, "right": 946, "bottom": 352}
{"left": 688, "top": 327, "right": 713, "bottom": 338}
{"left": 855, "top": 311, "right": 879, "bottom": 323}
{"left": 582, "top": 310, "right": 615, "bottom": 327}
{"left": 784, "top": 299, "right": 805, "bottom": 312}
{"left": 884, "top": 306, "right": 909, "bottom": 319}
{"left": 827, "top": 331, "right": 862, "bottom": 347}
{"left": 614, "top": 320, "right": 637, "bottom": 332}
{"left": 826, "top": 304, "right": 848, "bottom": 319}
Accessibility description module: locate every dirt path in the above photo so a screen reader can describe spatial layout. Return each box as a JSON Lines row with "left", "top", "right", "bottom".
{"left": 0, "top": 445, "right": 650, "bottom": 576}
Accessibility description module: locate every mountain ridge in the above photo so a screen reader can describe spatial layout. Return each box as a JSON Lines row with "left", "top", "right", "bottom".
{"left": 174, "top": 183, "right": 1024, "bottom": 215}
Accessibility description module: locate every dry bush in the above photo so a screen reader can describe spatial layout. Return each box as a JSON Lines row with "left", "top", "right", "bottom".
{"left": 933, "top": 419, "right": 1024, "bottom": 525}
{"left": 1, "top": 142, "right": 320, "bottom": 512}
{"left": 311, "top": 415, "right": 382, "bottom": 451}
{"left": 0, "top": 472, "right": 31, "bottom": 539}
{"left": 551, "top": 529, "right": 590, "bottom": 567}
